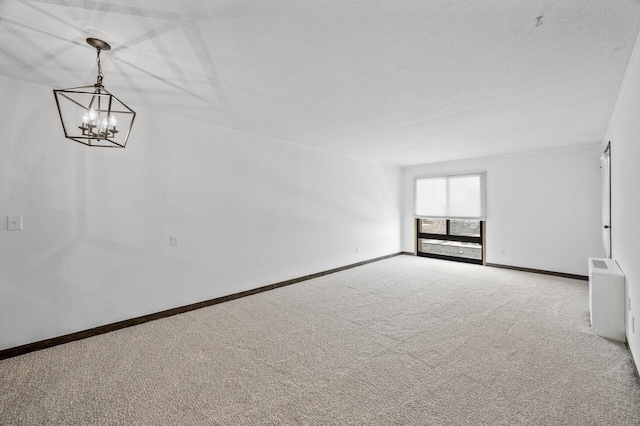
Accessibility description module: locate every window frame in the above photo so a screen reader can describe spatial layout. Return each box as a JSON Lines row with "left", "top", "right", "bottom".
{"left": 416, "top": 218, "right": 485, "bottom": 265}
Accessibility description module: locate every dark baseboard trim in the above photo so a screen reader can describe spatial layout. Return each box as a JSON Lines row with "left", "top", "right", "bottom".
{"left": 401, "top": 251, "right": 414, "bottom": 256}
{"left": 486, "top": 263, "right": 588, "bottom": 281}
{"left": 0, "top": 252, "right": 404, "bottom": 361}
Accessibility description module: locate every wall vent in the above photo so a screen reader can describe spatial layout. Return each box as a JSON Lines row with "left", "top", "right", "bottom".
{"left": 592, "top": 259, "right": 608, "bottom": 269}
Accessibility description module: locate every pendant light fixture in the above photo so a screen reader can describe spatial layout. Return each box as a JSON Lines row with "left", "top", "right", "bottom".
{"left": 53, "top": 38, "right": 136, "bottom": 148}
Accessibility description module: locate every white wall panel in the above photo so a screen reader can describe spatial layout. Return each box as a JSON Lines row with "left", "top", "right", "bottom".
{"left": 0, "top": 75, "right": 402, "bottom": 351}
{"left": 402, "top": 146, "right": 604, "bottom": 276}
{"left": 604, "top": 27, "right": 640, "bottom": 370}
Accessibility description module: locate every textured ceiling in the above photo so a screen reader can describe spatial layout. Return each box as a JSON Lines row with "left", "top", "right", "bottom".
{"left": 2, "top": 0, "right": 640, "bottom": 165}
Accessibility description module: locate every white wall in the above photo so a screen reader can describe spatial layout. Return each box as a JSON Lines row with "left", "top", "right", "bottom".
{"left": 604, "top": 27, "right": 640, "bottom": 368}
{"left": 0, "top": 75, "right": 402, "bottom": 351}
{"left": 402, "top": 145, "right": 605, "bottom": 276}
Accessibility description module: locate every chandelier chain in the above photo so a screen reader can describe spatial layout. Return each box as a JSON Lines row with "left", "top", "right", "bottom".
{"left": 96, "top": 47, "right": 103, "bottom": 86}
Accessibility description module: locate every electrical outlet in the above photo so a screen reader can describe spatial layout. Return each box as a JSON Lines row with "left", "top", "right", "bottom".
{"left": 356, "top": 248, "right": 358, "bottom": 254}
{"left": 500, "top": 249, "right": 505, "bottom": 255}
{"left": 7, "top": 215, "right": 23, "bottom": 231}
{"left": 170, "top": 236, "right": 179, "bottom": 246}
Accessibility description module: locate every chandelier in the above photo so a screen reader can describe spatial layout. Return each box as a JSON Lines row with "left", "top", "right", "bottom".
{"left": 53, "top": 38, "right": 136, "bottom": 148}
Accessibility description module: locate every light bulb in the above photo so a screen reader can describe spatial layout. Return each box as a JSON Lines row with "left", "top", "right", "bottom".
{"left": 109, "top": 114, "right": 117, "bottom": 128}
{"left": 82, "top": 113, "right": 89, "bottom": 124}
{"left": 88, "top": 108, "right": 97, "bottom": 122}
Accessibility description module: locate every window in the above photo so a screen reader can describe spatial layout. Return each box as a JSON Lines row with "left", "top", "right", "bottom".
{"left": 416, "top": 219, "right": 484, "bottom": 264}
{"left": 419, "top": 219, "right": 446, "bottom": 235}
{"left": 450, "top": 219, "right": 481, "bottom": 237}
{"left": 414, "top": 172, "right": 486, "bottom": 264}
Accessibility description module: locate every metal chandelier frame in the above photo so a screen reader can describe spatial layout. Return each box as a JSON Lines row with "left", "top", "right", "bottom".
{"left": 53, "top": 38, "right": 136, "bottom": 148}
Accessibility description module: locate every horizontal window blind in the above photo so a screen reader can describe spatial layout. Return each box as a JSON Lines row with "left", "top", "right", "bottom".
{"left": 415, "top": 172, "right": 485, "bottom": 219}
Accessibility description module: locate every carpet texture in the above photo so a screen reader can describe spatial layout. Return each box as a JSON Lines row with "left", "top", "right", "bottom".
{"left": 1, "top": 255, "right": 639, "bottom": 425}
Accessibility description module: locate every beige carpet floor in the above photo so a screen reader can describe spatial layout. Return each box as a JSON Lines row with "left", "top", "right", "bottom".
{"left": 1, "top": 255, "right": 639, "bottom": 425}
